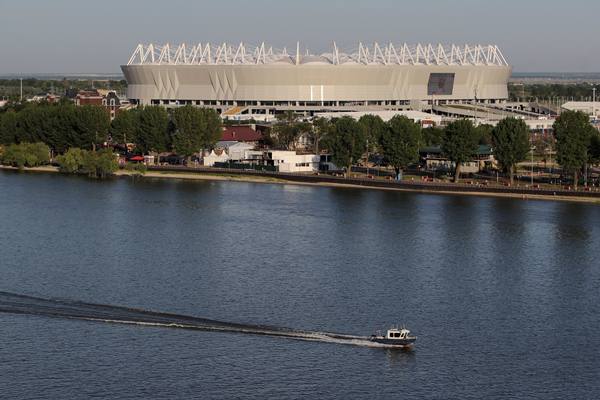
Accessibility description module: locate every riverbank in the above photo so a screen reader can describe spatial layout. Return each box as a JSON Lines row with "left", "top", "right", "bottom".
{"left": 2, "top": 164, "right": 600, "bottom": 204}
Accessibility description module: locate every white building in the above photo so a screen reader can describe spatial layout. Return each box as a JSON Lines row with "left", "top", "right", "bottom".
{"left": 228, "top": 143, "right": 255, "bottom": 161}
{"left": 266, "top": 151, "right": 320, "bottom": 173}
{"left": 562, "top": 101, "right": 599, "bottom": 117}
{"left": 478, "top": 117, "right": 556, "bottom": 132}
{"left": 123, "top": 42, "right": 511, "bottom": 115}
{"left": 215, "top": 141, "right": 256, "bottom": 161}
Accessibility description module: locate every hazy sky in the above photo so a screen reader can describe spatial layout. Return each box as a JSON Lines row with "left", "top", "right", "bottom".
{"left": 1, "top": 0, "right": 599, "bottom": 74}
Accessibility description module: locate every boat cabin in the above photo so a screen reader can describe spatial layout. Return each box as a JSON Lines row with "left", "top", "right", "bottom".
{"left": 387, "top": 328, "right": 411, "bottom": 340}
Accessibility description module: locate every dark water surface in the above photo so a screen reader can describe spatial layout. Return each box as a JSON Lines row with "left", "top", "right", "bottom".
{"left": 1, "top": 171, "right": 599, "bottom": 399}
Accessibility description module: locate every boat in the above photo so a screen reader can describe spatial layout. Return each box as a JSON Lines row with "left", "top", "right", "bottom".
{"left": 369, "top": 327, "right": 417, "bottom": 348}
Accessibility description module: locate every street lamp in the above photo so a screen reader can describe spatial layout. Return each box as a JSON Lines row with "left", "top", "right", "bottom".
{"left": 531, "top": 145, "right": 535, "bottom": 186}
{"left": 593, "top": 87, "right": 596, "bottom": 118}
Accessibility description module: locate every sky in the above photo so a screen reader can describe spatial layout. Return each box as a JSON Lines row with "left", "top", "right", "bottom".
{"left": 0, "top": 0, "right": 599, "bottom": 74}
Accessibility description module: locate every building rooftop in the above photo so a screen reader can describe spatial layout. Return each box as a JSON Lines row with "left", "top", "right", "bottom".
{"left": 221, "top": 126, "right": 263, "bottom": 142}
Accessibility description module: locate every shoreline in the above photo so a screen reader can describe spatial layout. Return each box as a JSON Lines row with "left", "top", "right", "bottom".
{"left": 2, "top": 165, "right": 599, "bottom": 204}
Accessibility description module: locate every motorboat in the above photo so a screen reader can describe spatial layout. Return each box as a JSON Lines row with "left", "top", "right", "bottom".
{"left": 369, "top": 327, "right": 416, "bottom": 348}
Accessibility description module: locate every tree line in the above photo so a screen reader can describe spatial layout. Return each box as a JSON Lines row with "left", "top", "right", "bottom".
{"left": 508, "top": 83, "right": 599, "bottom": 102}
{"left": 270, "top": 111, "right": 600, "bottom": 186}
{"left": 2, "top": 100, "right": 599, "bottom": 187}
{"left": 0, "top": 102, "right": 222, "bottom": 158}
{"left": 0, "top": 78, "right": 127, "bottom": 101}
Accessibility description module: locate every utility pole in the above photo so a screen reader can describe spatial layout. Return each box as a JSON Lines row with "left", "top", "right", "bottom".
{"left": 20, "top": 78, "right": 23, "bottom": 102}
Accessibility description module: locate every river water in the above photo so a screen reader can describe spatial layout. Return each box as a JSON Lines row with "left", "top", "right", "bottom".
{"left": 1, "top": 171, "right": 599, "bottom": 399}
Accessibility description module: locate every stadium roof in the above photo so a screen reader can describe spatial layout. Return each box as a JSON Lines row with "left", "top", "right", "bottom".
{"left": 127, "top": 42, "right": 509, "bottom": 67}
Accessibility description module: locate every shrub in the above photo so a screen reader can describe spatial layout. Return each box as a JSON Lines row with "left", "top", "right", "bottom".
{"left": 56, "top": 148, "right": 86, "bottom": 173}
{"left": 125, "top": 162, "right": 147, "bottom": 175}
{"left": 1, "top": 142, "right": 50, "bottom": 168}
{"left": 56, "top": 147, "right": 118, "bottom": 178}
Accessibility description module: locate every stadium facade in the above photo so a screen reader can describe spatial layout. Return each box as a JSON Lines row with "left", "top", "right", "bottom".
{"left": 122, "top": 42, "right": 511, "bottom": 115}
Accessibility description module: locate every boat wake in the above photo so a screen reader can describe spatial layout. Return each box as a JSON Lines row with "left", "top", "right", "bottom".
{"left": 0, "top": 291, "right": 398, "bottom": 349}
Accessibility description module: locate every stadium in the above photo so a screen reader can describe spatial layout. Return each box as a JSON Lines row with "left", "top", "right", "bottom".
{"left": 122, "top": 42, "right": 511, "bottom": 116}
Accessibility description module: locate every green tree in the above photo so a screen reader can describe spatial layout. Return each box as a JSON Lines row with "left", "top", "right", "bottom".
{"left": 15, "top": 103, "right": 49, "bottom": 144}
{"left": 171, "top": 105, "right": 206, "bottom": 163}
{"left": 491, "top": 118, "right": 530, "bottom": 185}
{"left": 0, "top": 111, "right": 18, "bottom": 145}
{"left": 197, "top": 107, "right": 223, "bottom": 150}
{"left": 358, "top": 114, "right": 386, "bottom": 154}
{"left": 1, "top": 144, "right": 27, "bottom": 167}
{"left": 422, "top": 126, "right": 444, "bottom": 146}
{"left": 380, "top": 115, "right": 422, "bottom": 180}
{"left": 74, "top": 105, "right": 110, "bottom": 150}
{"left": 56, "top": 148, "right": 86, "bottom": 173}
{"left": 80, "top": 149, "right": 118, "bottom": 178}
{"left": 1, "top": 142, "right": 49, "bottom": 168}
{"left": 135, "top": 106, "right": 170, "bottom": 154}
{"left": 28, "top": 142, "right": 51, "bottom": 165}
{"left": 171, "top": 106, "right": 221, "bottom": 162}
{"left": 110, "top": 109, "right": 137, "bottom": 145}
{"left": 327, "top": 117, "right": 366, "bottom": 177}
{"left": 94, "top": 148, "right": 119, "bottom": 178}
{"left": 272, "top": 111, "right": 309, "bottom": 150}
{"left": 589, "top": 131, "right": 600, "bottom": 166}
{"left": 309, "top": 117, "right": 331, "bottom": 154}
{"left": 553, "top": 110, "right": 595, "bottom": 188}
{"left": 442, "top": 119, "right": 479, "bottom": 182}
{"left": 475, "top": 124, "right": 494, "bottom": 145}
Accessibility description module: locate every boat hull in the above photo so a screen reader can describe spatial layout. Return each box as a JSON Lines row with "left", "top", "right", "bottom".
{"left": 369, "top": 337, "right": 416, "bottom": 347}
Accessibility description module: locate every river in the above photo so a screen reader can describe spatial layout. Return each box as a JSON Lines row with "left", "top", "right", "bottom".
{"left": 0, "top": 171, "right": 599, "bottom": 399}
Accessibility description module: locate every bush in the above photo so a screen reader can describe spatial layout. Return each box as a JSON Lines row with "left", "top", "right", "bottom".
{"left": 125, "top": 162, "right": 147, "bottom": 175}
{"left": 56, "top": 147, "right": 118, "bottom": 178}
{"left": 56, "top": 148, "right": 86, "bottom": 173}
{"left": 1, "top": 142, "right": 50, "bottom": 168}
{"left": 91, "top": 148, "right": 119, "bottom": 178}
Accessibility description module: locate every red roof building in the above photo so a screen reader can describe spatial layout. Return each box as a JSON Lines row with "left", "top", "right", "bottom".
{"left": 221, "top": 126, "right": 263, "bottom": 142}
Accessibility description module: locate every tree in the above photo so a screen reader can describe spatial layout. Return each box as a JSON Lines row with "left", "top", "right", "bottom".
{"left": 309, "top": 117, "right": 331, "bottom": 154}
{"left": 0, "top": 111, "right": 18, "bottom": 145}
{"left": 442, "top": 119, "right": 479, "bottom": 182}
{"left": 271, "top": 111, "right": 309, "bottom": 150}
{"left": 327, "top": 117, "right": 366, "bottom": 177}
{"left": 491, "top": 118, "right": 530, "bottom": 185}
{"left": 135, "top": 106, "right": 170, "bottom": 154}
{"left": 380, "top": 115, "right": 422, "bottom": 180}
{"left": 197, "top": 107, "right": 223, "bottom": 150}
{"left": 56, "top": 148, "right": 86, "bottom": 173}
{"left": 78, "top": 148, "right": 118, "bottom": 178}
{"left": 56, "top": 147, "right": 117, "bottom": 178}
{"left": 93, "top": 148, "right": 119, "bottom": 178}
{"left": 170, "top": 106, "right": 208, "bottom": 163}
{"left": 589, "top": 131, "right": 600, "bottom": 166}
{"left": 553, "top": 110, "right": 595, "bottom": 188}
{"left": 475, "top": 124, "right": 494, "bottom": 145}
{"left": 422, "top": 126, "right": 444, "bottom": 146}
{"left": 110, "top": 109, "right": 137, "bottom": 145}
{"left": 73, "top": 105, "right": 110, "bottom": 150}
{"left": 1, "top": 142, "right": 49, "bottom": 168}
{"left": 358, "top": 114, "right": 386, "bottom": 154}
{"left": 171, "top": 106, "right": 222, "bottom": 163}
{"left": 15, "top": 103, "right": 49, "bottom": 144}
